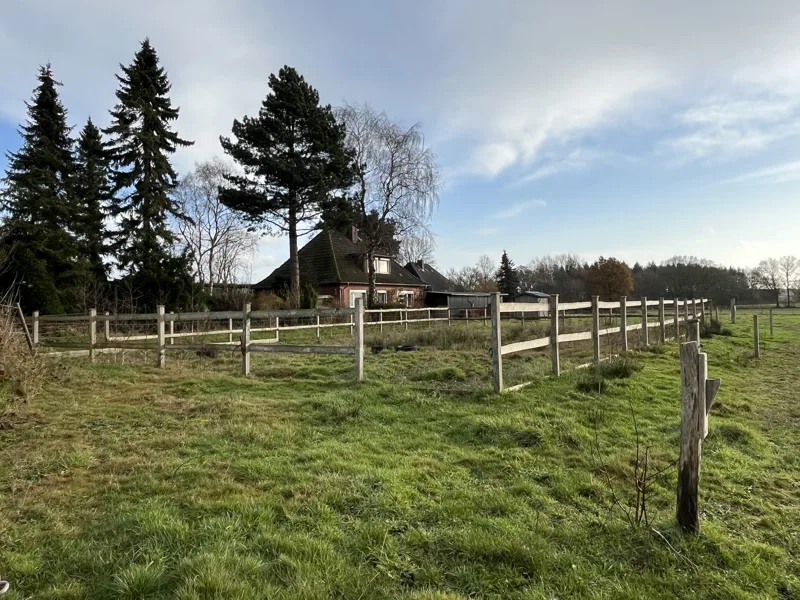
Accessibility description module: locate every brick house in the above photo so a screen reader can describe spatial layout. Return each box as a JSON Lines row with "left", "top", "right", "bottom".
{"left": 252, "top": 227, "right": 426, "bottom": 307}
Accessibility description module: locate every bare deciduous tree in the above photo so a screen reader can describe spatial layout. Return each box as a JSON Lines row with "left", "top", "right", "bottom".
{"left": 444, "top": 255, "right": 498, "bottom": 292}
{"left": 397, "top": 233, "right": 436, "bottom": 266}
{"left": 779, "top": 255, "right": 798, "bottom": 307}
{"left": 755, "top": 258, "right": 781, "bottom": 307}
{"left": 173, "top": 159, "right": 259, "bottom": 290}
{"left": 336, "top": 103, "right": 440, "bottom": 307}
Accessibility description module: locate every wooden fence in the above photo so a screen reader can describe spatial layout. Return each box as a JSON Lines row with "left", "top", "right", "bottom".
{"left": 490, "top": 293, "right": 710, "bottom": 392}
{"left": 31, "top": 301, "right": 368, "bottom": 381}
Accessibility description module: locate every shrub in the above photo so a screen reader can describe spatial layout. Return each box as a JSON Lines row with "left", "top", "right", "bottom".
{"left": 576, "top": 371, "right": 607, "bottom": 394}
{"left": 301, "top": 283, "right": 318, "bottom": 309}
{"left": 598, "top": 355, "right": 640, "bottom": 379}
{"left": 702, "top": 320, "right": 734, "bottom": 338}
{"left": 0, "top": 295, "right": 51, "bottom": 401}
{"left": 253, "top": 292, "right": 285, "bottom": 311}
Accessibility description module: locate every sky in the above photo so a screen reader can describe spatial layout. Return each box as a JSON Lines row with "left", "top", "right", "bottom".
{"left": 3, "top": 0, "right": 800, "bottom": 282}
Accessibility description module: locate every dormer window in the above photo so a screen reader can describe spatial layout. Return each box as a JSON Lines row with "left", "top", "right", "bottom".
{"left": 366, "top": 257, "right": 390, "bottom": 274}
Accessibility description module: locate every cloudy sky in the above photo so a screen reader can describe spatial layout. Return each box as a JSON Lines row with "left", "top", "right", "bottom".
{"left": 3, "top": 0, "right": 800, "bottom": 280}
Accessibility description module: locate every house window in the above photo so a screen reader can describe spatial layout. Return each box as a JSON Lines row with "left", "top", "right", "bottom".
{"left": 349, "top": 290, "right": 367, "bottom": 308}
{"left": 374, "top": 258, "right": 390, "bottom": 274}
{"left": 397, "top": 291, "right": 414, "bottom": 307}
{"left": 377, "top": 291, "right": 388, "bottom": 304}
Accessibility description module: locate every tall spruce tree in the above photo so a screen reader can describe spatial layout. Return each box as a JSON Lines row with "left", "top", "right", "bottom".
{"left": 219, "top": 66, "right": 354, "bottom": 306}
{"left": 74, "top": 118, "right": 111, "bottom": 282}
{"left": 104, "top": 39, "right": 194, "bottom": 309}
{"left": 495, "top": 250, "right": 520, "bottom": 296}
{"left": 0, "top": 64, "right": 79, "bottom": 313}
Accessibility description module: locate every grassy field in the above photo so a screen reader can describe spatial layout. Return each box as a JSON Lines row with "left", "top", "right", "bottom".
{"left": 0, "top": 309, "right": 797, "bottom": 599}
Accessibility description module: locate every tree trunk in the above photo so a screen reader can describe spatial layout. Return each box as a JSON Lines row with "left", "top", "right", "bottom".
{"left": 367, "top": 249, "right": 377, "bottom": 309}
{"left": 288, "top": 209, "right": 300, "bottom": 308}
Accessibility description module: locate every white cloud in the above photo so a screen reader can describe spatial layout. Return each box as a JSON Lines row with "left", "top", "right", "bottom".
{"left": 722, "top": 159, "right": 800, "bottom": 185}
{"left": 493, "top": 200, "right": 547, "bottom": 220}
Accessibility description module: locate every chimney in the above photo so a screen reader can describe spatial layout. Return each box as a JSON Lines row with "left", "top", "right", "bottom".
{"left": 416, "top": 260, "right": 425, "bottom": 271}
{"left": 350, "top": 224, "right": 359, "bottom": 243}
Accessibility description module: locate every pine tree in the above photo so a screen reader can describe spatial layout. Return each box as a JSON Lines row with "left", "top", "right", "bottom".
{"left": 220, "top": 66, "right": 354, "bottom": 306}
{"left": 104, "top": 39, "right": 194, "bottom": 309}
{"left": 74, "top": 118, "right": 111, "bottom": 282}
{"left": 0, "top": 65, "right": 79, "bottom": 313}
{"left": 495, "top": 250, "right": 520, "bottom": 296}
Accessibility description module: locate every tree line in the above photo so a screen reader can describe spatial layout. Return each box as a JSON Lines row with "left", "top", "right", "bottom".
{"left": 447, "top": 251, "right": 797, "bottom": 307}
{"left": 1, "top": 41, "right": 441, "bottom": 313}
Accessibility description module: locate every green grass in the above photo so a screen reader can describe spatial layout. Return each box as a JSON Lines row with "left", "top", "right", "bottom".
{"left": 0, "top": 309, "right": 798, "bottom": 598}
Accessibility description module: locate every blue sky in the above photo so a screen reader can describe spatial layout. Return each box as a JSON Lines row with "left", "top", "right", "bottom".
{"left": 3, "top": 0, "right": 800, "bottom": 281}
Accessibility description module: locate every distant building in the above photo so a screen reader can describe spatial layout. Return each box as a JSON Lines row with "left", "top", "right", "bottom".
{"left": 253, "top": 227, "right": 426, "bottom": 307}
{"left": 514, "top": 290, "right": 551, "bottom": 316}
{"left": 404, "top": 261, "right": 493, "bottom": 315}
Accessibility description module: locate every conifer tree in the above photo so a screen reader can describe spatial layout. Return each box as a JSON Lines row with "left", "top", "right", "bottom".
{"left": 495, "top": 250, "right": 520, "bottom": 296}
{"left": 0, "top": 65, "right": 79, "bottom": 313}
{"left": 220, "top": 66, "right": 354, "bottom": 305}
{"left": 104, "top": 39, "right": 194, "bottom": 309}
{"left": 74, "top": 118, "right": 111, "bottom": 282}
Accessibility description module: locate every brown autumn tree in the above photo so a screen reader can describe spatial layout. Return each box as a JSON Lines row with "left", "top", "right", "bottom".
{"left": 587, "top": 256, "right": 634, "bottom": 299}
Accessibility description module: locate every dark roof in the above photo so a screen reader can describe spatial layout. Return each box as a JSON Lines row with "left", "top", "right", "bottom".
{"left": 254, "top": 229, "right": 426, "bottom": 290}
{"left": 516, "top": 290, "right": 550, "bottom": 299}
{"left": 404, "top": 261, "right": 464, "bottom": 292}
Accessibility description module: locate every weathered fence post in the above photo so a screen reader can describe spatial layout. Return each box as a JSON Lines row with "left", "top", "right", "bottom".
{"left": 229, "top": 318, "right": 233, "bottom": 343}
{"left": 241, "top": 303, "right": 251, "bottom": 376}
{"left": 103, "top": 311, "right": 110, "bottom": 342}
{"left": 550, "top": 294, "right": 560, "bottom": 376}
{"left": 684, "top": 298, "right": 690, "bottom": 337}
{"left": 753, "top": 315, "right": 760, "bottom": 358}
{"left": 484, "top": 307, "right": 488, "bottom": 326}
{"left": 88, "top": 308, "right": 97, "bottom": 363}
{"left": 169, "top": 311, "right": 175, "bottom": 345}
{"left": 156, "top": 305, "right": 165, "bottom": 368}
{"left": 448, "top": 308, "right": 452, "bottom": 327}
{"left": 354, "top": 297, "right": 364, "bottom": 382}
{"left": 316, "top": 315, "right": 321, "bottom": 339}
{"left": 592, "top": 295, "right": 600, "bottom": 361}
{"left": 678, "top": 341, "right": 703, "bottom": 533}
{"left": 769, "top": 309, "right": 774, "bottom": 336}
{"left": 33, "top": 310, "right": 39, "bottom": 347}
{"left": 730, "top": 298, "right": 736, "bottom": 324}
{"left": 379, "top": 310, "right": 383, "bottom": 333}
{"left": 275, "top": 316, "right": 280, "bottom": 342}
{"left": 404, "top": 310, "right": 408, "bottom": 331}
{"left": 491, "top": 292, "right": 503, "bottom": 392}
{"left": 674, "top": 297, "right": 680, "bottom": 340}
{"left": 350, "top": 313, "right": 355, "bottom": 336}
{"left": 688, "top": 319, "right": 700, "bottom": 345}
{"left": 641, "top": 296, "right": 649, "bottom": 348}
{"left": 620, "top": 296, "right": 628, "bottom": 352}
{"left": 699, "top": 299, "right": 705, "bottom": 326}
{"left": 659, "top": 297, "right": 666, "bottom": 343}
{"left": 427, "top": 308, "right": 432, "bottom": 328}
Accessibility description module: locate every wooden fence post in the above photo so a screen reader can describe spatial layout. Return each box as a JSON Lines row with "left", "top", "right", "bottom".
{"left": 169, "top": 311, "right": 175, "bottom": 345}
{"left": 156, "top": 305, "right": 165, "bottom": 368}
{"left": 379, "top": 310, "right": 383, "bottom": 333}
{"left": 684, "top": 299, "right": 690, "bottom": 337}
{"left": 33, "top": 310, "right": 39, "bottom": 347}
{"left": 730, "top": 298, "right": 736, "bottom": 324}
{"left": 242, "top": 303, "right": 251, "bottom": 376}
{"left": 769, "top": 309, "right": 774, "bottom": 336}
{"left": 491, "top": 292, "right": 503, "bottom": 392}
{"left": 404, "top": 310, "right": 408, "bottom": 331}
{"left": 659, "top": 297, "right": 666, "bottom": 343}
{"left": 592, "top": 295, "right": 600, "bottom": 361}
{"left": 89, "top": 308, "right": 97, "bottom": 363}
{"left": 641, "top": 296, "right": 649, "bottom": 348}
{"left": 620, "top": 296, "right": 628, "bottom": 352}
{"left": 316, "top": 315, "right": 321, "bottom": 339}
{"left": 350, "top": 313, "right": 354, "bottom": 336}
{"left": 229, "top": 318, "right": 233, "bottom": 343}
{"left": 427, "top": 308, "right": 432, "bottom": 328}
{"left": 753, "top": 315, "right": 760, "bottom": 358}
{"left": 275, "top": 317, "right": 280, "bottom": 342}
{"left": 484, "top": 307, "right": 488, "bottom": 326}
{"left": 354, "top": 298, "right": 364, "bottom": 382}
{"left": 550, "top": 294, "right": 560, "bottom": 376}
{"left": 674, "top": 297, "right": 680, "bottom": 340}
{"left": 677, "top": 341, "right": 703, "bottom": 533}
{"left": 103, "top": 311, "right": 110, "bottom": 341}
{"left": 448, "top": 308, "right": 452, "bottom": 327}
{"left": 688, "top": 319, "right": 700, "bottom": 345}
{"left": 699, "top": 299, "right": 705, "bottom": 326}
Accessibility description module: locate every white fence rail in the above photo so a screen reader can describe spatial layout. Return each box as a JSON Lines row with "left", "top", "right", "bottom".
{"left": 490, "top": 293, "right": 711, "bottom": 393}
